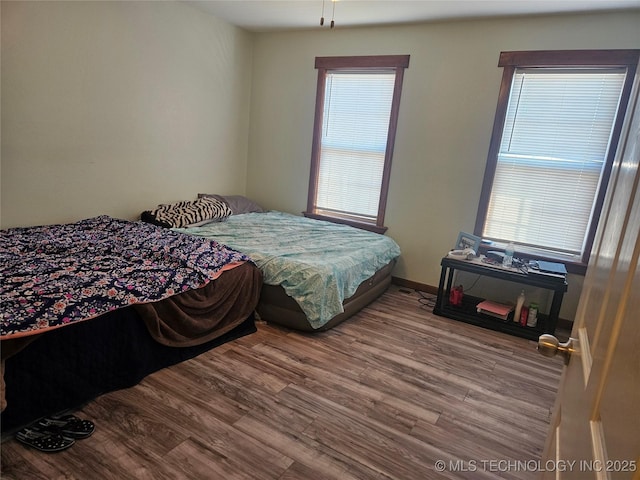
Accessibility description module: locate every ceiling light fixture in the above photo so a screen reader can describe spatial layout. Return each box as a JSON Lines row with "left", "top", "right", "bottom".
{"left": 320, "top": 0, "right": 337, "bottom": 28}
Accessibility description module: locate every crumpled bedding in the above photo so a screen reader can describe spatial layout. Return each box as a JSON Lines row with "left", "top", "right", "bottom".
{"left": 134, "top": 261, "right": 262, "bottom": 347}
{"left": 179, "top": 211, "right": 401, "bottom": 329}
{"left": 0, "top": 215, "right": 250, "bottom": 340}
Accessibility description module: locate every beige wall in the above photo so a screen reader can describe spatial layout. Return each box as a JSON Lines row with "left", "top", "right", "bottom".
{"left": 245, "top": 11, "right": 640, "bottom": 319}
{"left": 1, "top": 1, "right": 253, "bottom": 228}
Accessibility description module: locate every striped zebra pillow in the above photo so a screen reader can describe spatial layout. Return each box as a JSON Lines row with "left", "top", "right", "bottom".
{"left": 150, "top": 197, "right": 232, "bottom": 228}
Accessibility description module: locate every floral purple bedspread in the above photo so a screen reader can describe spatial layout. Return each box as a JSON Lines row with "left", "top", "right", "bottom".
{"left": 0, "top": 215, "right": 249, "bottom": 339}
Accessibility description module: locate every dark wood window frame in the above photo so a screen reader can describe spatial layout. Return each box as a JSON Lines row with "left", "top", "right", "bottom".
{"left": 474, "top": 50, "right": 639, "bottom": 275}
{"left": 304, "top": 55, "right": 410, "bottom": 234}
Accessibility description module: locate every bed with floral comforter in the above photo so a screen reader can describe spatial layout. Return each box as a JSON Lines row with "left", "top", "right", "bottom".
{"left": 0, "top": 215, "right": 262, "bottom": 430}
{"left": 1, "top": 215, "right": 250, "bottom": 339}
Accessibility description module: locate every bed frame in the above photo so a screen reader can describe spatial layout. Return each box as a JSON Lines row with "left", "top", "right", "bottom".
{"left": 256, "top": 260, "right": 395, "bottom": 331}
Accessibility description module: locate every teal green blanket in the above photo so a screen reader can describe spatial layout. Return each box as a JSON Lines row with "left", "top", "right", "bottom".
{"left": 179, "top": 211, "right": 401, "bottom": 329}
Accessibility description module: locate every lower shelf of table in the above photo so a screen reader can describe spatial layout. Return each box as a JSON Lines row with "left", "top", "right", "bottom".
{"left": 433, "top": 295, "right": 549, "bottom": 341}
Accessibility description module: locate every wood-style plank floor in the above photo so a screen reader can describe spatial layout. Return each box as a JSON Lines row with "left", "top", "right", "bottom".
{"left": 0, "top": 286, "right": 563, "bottom": 479}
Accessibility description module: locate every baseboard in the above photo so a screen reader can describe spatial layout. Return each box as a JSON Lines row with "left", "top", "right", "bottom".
{"left": 556, "top": 317, "right": 573, "bottom": 332}
{"left": 390, "top": 276, "right": 573, "bottom": 329}
{"left": 391, "top": 276, "right": 438, "bottom": 295}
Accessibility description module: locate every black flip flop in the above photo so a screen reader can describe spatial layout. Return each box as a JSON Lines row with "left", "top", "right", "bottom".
{"left": 15, "top": 427, "right": 75, "bottom": 453}
{"left": 38, "top": 414, "right": 95, "bottom": 439}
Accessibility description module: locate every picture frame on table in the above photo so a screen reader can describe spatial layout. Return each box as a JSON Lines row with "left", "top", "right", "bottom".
{"left": 455, "top": 231, "right": 481, "bottom": 253}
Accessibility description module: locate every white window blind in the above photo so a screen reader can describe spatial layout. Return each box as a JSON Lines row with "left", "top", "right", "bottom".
{"left": 483, "top": 68, "right": 626, "bottom": 256}
{"left": 315, "top": 71, "right": 395, "bottom": 220}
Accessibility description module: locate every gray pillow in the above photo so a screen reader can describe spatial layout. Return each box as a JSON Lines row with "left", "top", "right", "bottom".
{"left": 198, "top": 194, "right": 264, "bottom": 215}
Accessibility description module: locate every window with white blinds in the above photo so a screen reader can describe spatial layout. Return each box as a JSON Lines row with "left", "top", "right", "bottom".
{"left": 316, "top": 71, "right": 395, "bottom": 220}
{"left": 306, "top": 55, "right": 409, "bottom": 233}
{"left": 483, "top": 68, "right": 626, "bottom": 256}
{"left": 475, "top": 50, "right": 640, "bottom": 269}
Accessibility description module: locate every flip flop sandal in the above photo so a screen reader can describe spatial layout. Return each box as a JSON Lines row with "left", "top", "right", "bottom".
{"left": 15, "top": 427, "right": 75, "bottom": 453}
{"left": 38, "top": 414, "right": 96, "bottom": 440}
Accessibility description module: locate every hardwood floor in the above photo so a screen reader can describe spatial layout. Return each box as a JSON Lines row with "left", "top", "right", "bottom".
{"left": 0, "top": 286, "right": 563, "bottom": 479}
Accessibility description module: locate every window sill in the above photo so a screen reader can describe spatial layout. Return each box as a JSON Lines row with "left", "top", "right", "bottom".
{"left": 302, "top": 212, "right": 388, "bottom": 234}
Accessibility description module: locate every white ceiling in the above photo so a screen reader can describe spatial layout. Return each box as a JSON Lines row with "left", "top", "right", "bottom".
{"left": 187, "top": 0, "right": 640, "bottom": 32}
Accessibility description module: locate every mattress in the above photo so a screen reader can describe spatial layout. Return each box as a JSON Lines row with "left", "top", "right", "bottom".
{"left": 179, "top": 211, "right": 401, "bottom": 330}
{"left": 257, "top": 259, "right": 395, "bottom": 331}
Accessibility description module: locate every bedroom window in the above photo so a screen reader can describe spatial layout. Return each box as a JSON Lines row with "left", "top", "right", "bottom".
{"left": 474, "top": 50, "right": 639, "bottom": 272}
{"left": 305, "top": 55, "right": 410, "bottom": 233}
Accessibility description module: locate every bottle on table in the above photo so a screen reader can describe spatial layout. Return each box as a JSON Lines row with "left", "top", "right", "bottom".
{"left": 503, "top": 242, "right": 515, "bottom": 268}
{"left": 527, "top": 302, "right": 539, "bottom": 327}
{"left": 514, "top": 289, "right": 525, "bottom": 323}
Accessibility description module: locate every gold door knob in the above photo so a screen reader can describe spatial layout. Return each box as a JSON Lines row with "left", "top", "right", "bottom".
{"left": 537, "top": 334, "right": 577, "bottom": 365}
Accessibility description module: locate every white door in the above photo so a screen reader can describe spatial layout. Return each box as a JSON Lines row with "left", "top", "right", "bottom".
{"left": 540, "top": 71, "right": 640, "bottom": 479}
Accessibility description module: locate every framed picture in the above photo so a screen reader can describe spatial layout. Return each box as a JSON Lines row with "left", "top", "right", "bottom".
{"left": 455, "top": 231, "right": 481, "bottom": 252}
